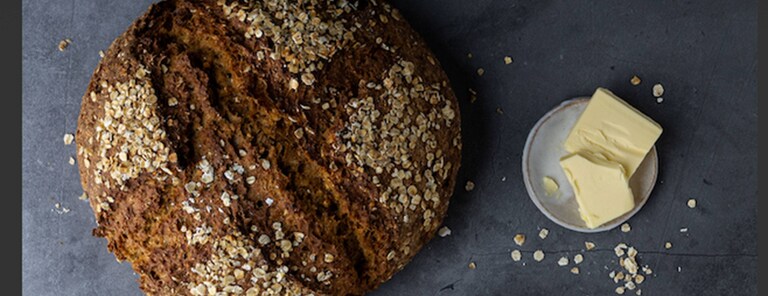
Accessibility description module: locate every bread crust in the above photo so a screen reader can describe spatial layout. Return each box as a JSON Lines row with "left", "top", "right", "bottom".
{"left": 76, "top": 1, "right": 461, "bottom": 295}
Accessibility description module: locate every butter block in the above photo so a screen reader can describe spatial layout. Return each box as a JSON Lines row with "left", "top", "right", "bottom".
{"left": 560, "top": 152, "right": 635, "bottom": 229}
{"left": 564, "top": 88, "right": 662, "bottom": 178}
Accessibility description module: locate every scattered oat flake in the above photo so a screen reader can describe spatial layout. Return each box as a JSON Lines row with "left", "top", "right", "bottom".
{"left": 642, "top": 266, "right": 653, "bottom": 275}
{"left": 469, "top": 93, "right": 478, "bottom": 103}
{"left": 570, "top": 267, "right": 580, "bottom": 274}
{"left": 574, "top": 254, "right": 583, "bottom": 264}
{"left": 53, "top": 203, "right": 70, "bottom": 214}
{"left": 513, "top": 234, "right": 526, "bottom": 246}
{"left": 614, "top": 244, "right": 627, "bottom": 257}
{"left": 465, "top": 180, "right": 475, "bottom": 192}
{"left": 504, "top": 56, "right": 513, "bottom": 64}
{"left": 653, "top": 83, "right": 664, "bottom": 97}
{"left": 437, "top": 226, "right": 452, "bottom": 237}
{"left": 634, "top": 274, "right": 645, "bottom": 284}
{"left": 538, "top": 228, "right": 549, "bottom": 240}
{"left": 625, "top": 281, "right": 637, "bottom": 291}
{"left": 687, "top": 199, "right": 697, "bottom": 208}
{"left": 476, "top": 68, "right": 485, "bottom": 76}
{"left": 557, "top": 257, "right": 569, "bottom": 266}
{"left": 664, "top": 242, "right": 672, "bottom": 249}
{"left": 63, "top": 133, "right": 74, "bottom": 145}
{"left": 677, "top": 266, "right": 681, "bottom": 272}
{"left": 627, "top": 247, "right": 638, "bottom": 258}
{"left": 680, "top": 227, "right": 688, "bottom": 233}
{"left": 621, "top": 223, "right": 631, "bottom": 233}
{"left": 585, "top": 241, "right": 596, "bottom": 250}
{"left": 533, "top": 250, "right": 545, "bottom": 262}
{"left": 468, "top": 262, "right": 477, "bottom": 269}
{"left": 58, "top": 39, "right": 71, "bottom": 51}
{"left": 630, "top": 75, "right": 641, "bottom": 86}
{"left": 511, "top": 250, "right": 522, "bottom": 261}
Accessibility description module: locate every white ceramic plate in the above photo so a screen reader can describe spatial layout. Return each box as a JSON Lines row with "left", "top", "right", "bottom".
{"left": 522, "top": 98, "right": 658, "bottom": 233}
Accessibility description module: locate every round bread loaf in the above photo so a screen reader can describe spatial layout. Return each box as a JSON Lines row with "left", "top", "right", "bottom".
{"left": 75, "top": 0, "right": 461, "bottom": 295}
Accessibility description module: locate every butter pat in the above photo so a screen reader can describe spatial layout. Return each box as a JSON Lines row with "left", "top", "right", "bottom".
{"left": 564, "top": 88, "right": 662, "bottom": 178}
{"left": 560, "top": 152, "right": 635, "bottom": 228}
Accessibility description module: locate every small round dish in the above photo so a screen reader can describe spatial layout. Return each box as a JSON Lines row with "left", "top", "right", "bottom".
{"left": 522, "top": 98, "right": 658, "bottom": 233}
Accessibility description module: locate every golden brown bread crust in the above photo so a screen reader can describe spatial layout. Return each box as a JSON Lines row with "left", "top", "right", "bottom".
{"left": 75, "top": 0, "right": 461, "bottom": 295}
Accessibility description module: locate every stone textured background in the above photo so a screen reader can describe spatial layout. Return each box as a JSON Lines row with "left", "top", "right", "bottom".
{"left": 23, "top": 0, "right": 757, "bottom": 295}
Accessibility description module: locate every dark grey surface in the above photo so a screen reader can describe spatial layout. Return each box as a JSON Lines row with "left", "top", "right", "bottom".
{"left": 22, "top": 0, "right": 757, "bottom": 295}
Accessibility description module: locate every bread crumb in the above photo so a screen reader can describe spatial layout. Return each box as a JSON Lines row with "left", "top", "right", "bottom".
{"left": 557, "top": 257, "right": 569, "bottom": 266}
{"left": 570, "top": 267, "right": 580, "bottom": 274}
{"left": 468, "top": 262, "right": 476, "bottom": 269}
{"left": 621, "top": 223, "right": 631, "bottom": 233}
{"left": 615, "top": 287, "right": 625, "bottom": 294}
{"left": 687, "top": 199, "right": 697, "bottom": 208}
{"left": 664, "top": 242, "right": 672, "bottom": 249}
{"left": 656, "top": 97, "right": 664, "bottom": 104}
{"left": 630, "top": 75, "right": 641, "bottom": 86}
{"left": 504, "top": 56, "right": 513, "bottom": 64}
{"left": 476, "top": 68, "right": 484, "bottom": 76}
{"left": 585, "top": 241, "right": 596, "bottom": 250}
{"left": 68, "top": 157, "right": 75, "bottom": 165}
{"left": 533, "top": 250, "right": 544, "bottom": 262}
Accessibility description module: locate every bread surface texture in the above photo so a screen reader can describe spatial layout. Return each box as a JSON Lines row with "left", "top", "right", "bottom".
{"left": 75, "top": 0, "right": 461, "bottom": 295}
